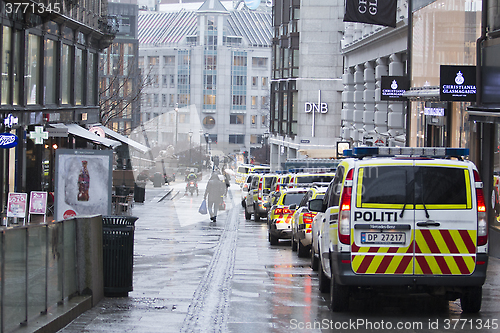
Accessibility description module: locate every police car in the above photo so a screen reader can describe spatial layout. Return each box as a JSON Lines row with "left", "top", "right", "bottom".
{"left": 308, "top": 147, "right": 488, "bottom": 313}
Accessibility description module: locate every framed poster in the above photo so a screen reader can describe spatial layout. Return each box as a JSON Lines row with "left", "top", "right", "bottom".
{"left": 29, "top": 191, "right": 47, "bottom": 215}
{"left": 55, "top": 149, "right": 113, "bottom": 221}
{"left": 7, "top": 192, "right": 28, "bottom": 218}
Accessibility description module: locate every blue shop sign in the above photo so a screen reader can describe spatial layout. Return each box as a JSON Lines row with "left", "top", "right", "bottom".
{"left": 0, "top": 133, "right": 18, "bottom": 149}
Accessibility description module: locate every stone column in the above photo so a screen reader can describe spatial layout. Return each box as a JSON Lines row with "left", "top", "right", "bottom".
{"left": 363, "top": 61, "right": 376, "bottom": 137}
{"left": 375, "top": 57, "right": 389, "bottom": 134}
{"left": 353, "top": 64, "right": 364, "bottom": 143}
{"left": 388, "top": 53, "right": 405, "bottom": 138}
{"left": 341, "top": 67, "right": 355, "bottom": 140}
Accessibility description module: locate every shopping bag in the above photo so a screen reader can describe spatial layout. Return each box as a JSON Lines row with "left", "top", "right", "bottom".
{"left": 219, "top": 200, "right": 226, "bottom": 211}
{"left": 199, "top": 199, "right": 207, "bottom": 215}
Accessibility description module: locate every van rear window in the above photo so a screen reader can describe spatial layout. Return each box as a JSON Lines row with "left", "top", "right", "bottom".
{"left": 284, "top": 193, "right": 307, "bottom": 205}
{"left": 358, "top": 166, "right": 468, "bottom": 207}
{"left": 296, "top": 175, "right": 334, "bottom": 183}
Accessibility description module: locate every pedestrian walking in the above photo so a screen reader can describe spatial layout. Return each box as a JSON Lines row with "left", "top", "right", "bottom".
{"left": 204, "top": 172, "right": 226, "bottom": 222}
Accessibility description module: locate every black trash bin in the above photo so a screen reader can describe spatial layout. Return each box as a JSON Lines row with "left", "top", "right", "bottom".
{"left": 102, "top": 215, "right": 139, "bottom": 296}
{"left": 134, "top": 182, "right": 146, "bottom": 203}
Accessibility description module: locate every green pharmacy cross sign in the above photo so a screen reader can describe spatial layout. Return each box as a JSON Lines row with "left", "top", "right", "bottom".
{"left": 29, "top": 126, "right": 48, "bottom": 144}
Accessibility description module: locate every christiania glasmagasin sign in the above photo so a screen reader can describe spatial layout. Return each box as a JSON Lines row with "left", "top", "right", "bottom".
{"left": 440, "top": 65, "right": 476, "bottom": 102}
{"left": 381, "top": 76, "right": 409, "bottom": 101}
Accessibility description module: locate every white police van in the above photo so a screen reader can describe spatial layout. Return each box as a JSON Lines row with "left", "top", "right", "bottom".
{"left": 308, "top": 147, "right": 488, "bottom": 313}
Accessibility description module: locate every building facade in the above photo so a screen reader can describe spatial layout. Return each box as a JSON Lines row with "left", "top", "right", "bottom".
{"left": 269, "top": 0, "right": 344, "bottom": 170}
{"left": 0, "top": 1, "right": 116, "bottom": 212}
{"left": 100, "top": 1, "right": 141, "bottom": 135}
{"left": 135, "top": 0, "right": 272, "bottom": 159}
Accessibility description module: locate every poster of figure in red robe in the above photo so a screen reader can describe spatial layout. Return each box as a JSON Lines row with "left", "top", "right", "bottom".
{"left": 55, "top": 149, "right": 112, "bottom": 221}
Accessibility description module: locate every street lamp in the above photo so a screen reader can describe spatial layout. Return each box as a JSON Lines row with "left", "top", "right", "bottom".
{"left": 188, "top": 131, "right": 193, "bottom": 166}
{"left": 204, "top": 132, "right": 209, "bottom": 154}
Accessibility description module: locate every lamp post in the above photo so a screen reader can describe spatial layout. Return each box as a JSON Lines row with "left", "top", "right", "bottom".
{"left": 263, "top": 131, "right": 270, "bottom": 164}
{"left": 188, "top": 131, "right": 193, "bottom": 166}
{"left": 174, "top": 103, "right": 179, "bottom": 150}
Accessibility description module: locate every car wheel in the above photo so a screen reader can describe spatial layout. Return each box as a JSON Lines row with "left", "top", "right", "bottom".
{"left": 245, "top": 207, "right": 251, "bottom": 220}
{"left": 241, "top": 200, "right": 246, "bottom": 208}
{"left": 291, "top": 234, "right": 297, "bottom": 251}
{"left": 460, "top": 286, "right": 482, "bottom": 313}
{"left": 297, "top": 241, "right": 309, "bottom": 258}
{"left": 254, "top": 205, "right": 261, "bottom": 222}
{"left": 269, "top": 231, "right": 279, "bottom": 245}
{"left": 311, "top": 246, "right": 319, "bottom": 271}
{"left": 330, "top": 274, "right": 350, "bottom": 312}
{"left": 318, "top": 260, "right": 330, "bottom": 293}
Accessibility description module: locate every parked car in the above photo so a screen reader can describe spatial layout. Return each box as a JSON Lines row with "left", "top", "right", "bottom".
{"left": 290, "top": 184, "right": 328, "bottom": 258}
{"left": 266, "top": 188, "right": 308, "bottom": 245}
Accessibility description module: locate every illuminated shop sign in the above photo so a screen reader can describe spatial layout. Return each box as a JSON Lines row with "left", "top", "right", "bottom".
{"left": 440, "top": 65, "right": 476, "bottom": 102}
{"left": 381, "top": 76, "right": 409, "bottom": 101}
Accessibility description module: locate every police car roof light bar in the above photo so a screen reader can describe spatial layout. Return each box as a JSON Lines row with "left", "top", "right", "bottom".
{"left": 351, "top": 147, "right": 469, "bottom": 158}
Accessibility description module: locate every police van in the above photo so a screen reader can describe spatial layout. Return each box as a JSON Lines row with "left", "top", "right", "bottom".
{"left": 308, "top": 147, "right": 488, "bottom": 313}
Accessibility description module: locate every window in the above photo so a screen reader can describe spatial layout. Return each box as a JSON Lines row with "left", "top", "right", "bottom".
{"left": 251, "top": 115, "right": 257, "bottom": 125}
{"left": 44, "top": 38, "right": 57, "bottom": 105}
{"left": 262, "top": 77, "right": 268, "bottom": 89}
{"left": 148, "top": 56, "right": 159, "bottom": 68}
{"left": 1, "top": 26, "right": 10, "bottom": 104}
{"left": 162, "top": 94, "right": 167, "bottom": 107}
{"left": 205, "top": 55, "right": 217, "bottom": 70}
{"left": 252, "top": 76, "right": 258, "bottom": 88}
{"left": 252, "top": 57, "right": 268, "bottom": 67}
{"left": 204, "top": 94, "right": 216, "bottom": 105}
{"left": 153, "top": 94, "right": 159, "bottom": 107}
{"left": 261, "top": 115, "right": 267, "bottom": 126}
{"left": 232, "top": 95, "right": 246, "bottom": 106}
{"left": 204, "top": 74, "right": 216, "bottom": 89}
{"left": 233, "top": 55, "right": 247, "bottom": 67}
{"left": 229, "top": 134, "right": 244, "bottom": 144}
{"left": 25, "top": 34, "right": 40, "bottom": 105}
{"left": 164, "top": 55, "right": 175, "bottom": 66}
{"left": 251, "top": 96, "right": 257, "bottom": 108}
{"left": 169, "top": 94, "right": 175, "bottom": 106}
{"left": 261, "top": 96, "right": 269, "bottom": 108}
{"left": 233, "top": 76, "right": 246, "bottom": 86}
{"left": 170, "top": 74, "right": 175, "bottom": 87}
{"left": 203, "top": 116, "right": 216, "bottom": 129}
{"left": 230, "top": 114, "right": 244, "bottom": 124}
{"left": 75, "top": 47, "right": 83, "bottom": 105}
{"left": 162, "top": 75, "right": 168, "bottom": 87}
{"left": 61, "top": 44, "right": 71, "bottom": 104}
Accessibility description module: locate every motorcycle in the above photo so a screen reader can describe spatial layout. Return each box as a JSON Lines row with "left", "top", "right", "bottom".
{"left": 186, "top": 181, "right": 199, "bottom": 196}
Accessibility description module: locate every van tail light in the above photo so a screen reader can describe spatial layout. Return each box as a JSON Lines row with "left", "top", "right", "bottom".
{"left": 474, "top": 170, "right": 488, "bottom": 246}
{"left": 303, "top": 212, "right": 315, "bottom": 224}
{"left": 276, "top": 184, "right": 280, "bottom": 192}
{"left": 338, "top": 169, "right": 354, "bottom": 245}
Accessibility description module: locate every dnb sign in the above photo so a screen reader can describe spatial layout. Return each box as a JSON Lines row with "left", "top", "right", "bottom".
{"left": 304, "top": 102, "right": 328, "bottom": 114}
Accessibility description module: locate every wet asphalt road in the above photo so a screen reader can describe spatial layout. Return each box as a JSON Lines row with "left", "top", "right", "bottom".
{"left": 58, "top": 176, "right": 500, "bottom": 333}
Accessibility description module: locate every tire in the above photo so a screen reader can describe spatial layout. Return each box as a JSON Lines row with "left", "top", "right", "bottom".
{"left": 330, "top": 273, "right": 350, "bottom": 312}
{"left": 245, "top": 207, "right": 251, "bottom": 220}
{"left": 460, "top": 286, "right": 482, "bottom": 313}
{"left": 297, "top": 241, "right": 309, "bottom": 258}
{"left": 269, "top": 231, "right": 279, "bottom": 245}
{"left": 311, "top": 246, "right": 319, "bottom": 271}
{"left": 318, "top": 260, "right": 330, "bottom": 293}
{"left": 241, "top": 200, "right": 246, "bottom": 208}
{"left": 254, "top": 205, "right": 261, "bottom": 222}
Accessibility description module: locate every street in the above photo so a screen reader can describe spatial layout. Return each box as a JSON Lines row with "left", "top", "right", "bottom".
{"left": 59, "top": 175, "right": 500, "bottom": 333}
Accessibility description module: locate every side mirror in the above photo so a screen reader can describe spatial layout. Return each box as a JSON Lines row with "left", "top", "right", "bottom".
{"left": 242, "top": 184, "right": 249, "bottom": 192}
{"left": 289, "top": 203, "right": 297, "bottom": 210}
{"left": 308, "top": 198, "right": 325, "bottom": 213}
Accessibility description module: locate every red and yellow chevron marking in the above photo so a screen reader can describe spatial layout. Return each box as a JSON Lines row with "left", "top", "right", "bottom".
{"left": 414, "top": 229, "right": 476, "bottom": 275}
{"left": 351, "top": 240, "right": 414, "bottom": 275}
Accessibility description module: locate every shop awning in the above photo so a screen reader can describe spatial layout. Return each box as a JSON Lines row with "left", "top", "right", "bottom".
{"left": 50, "top": 123, "right": 121, "bottom": 148}
{"left": 89, "top": 124, "right": 150, "bottom": 154}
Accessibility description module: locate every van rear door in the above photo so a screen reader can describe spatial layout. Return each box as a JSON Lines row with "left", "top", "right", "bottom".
{"left": 413, "top": 162, "right": 476, "bottom": 276}
{"left": 351, "top": 161, "right": 415, "bottom": 275}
